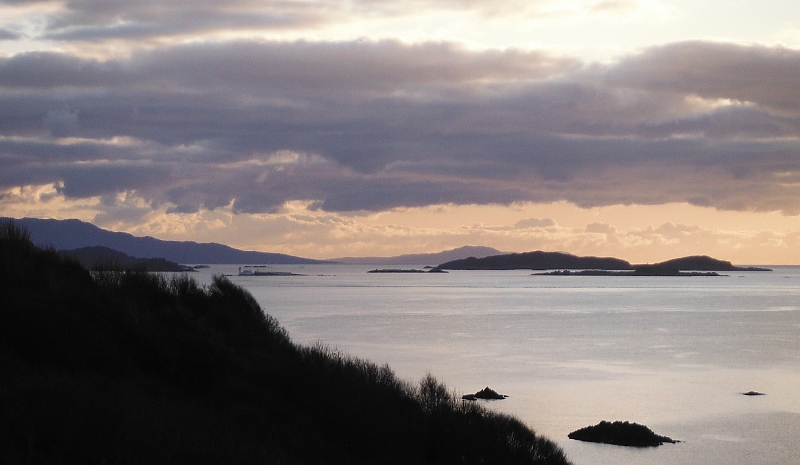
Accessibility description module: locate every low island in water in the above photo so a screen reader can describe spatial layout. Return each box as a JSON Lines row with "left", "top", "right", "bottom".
{"left": 438, "top": 251, "right": 771, "bottom": 274}
{"left": 533, "top": 269, "right": 723, "bottom": 277}
{"left": 368, "top": 268, "right": 447, "bottom": 273}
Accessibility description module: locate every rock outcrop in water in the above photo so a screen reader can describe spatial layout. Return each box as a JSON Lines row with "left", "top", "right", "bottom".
{"left": 568, "top": 420, "right": 677, "bottom": 447}
{"left": 462, "top": 387, "right": 508, "bottom": 401}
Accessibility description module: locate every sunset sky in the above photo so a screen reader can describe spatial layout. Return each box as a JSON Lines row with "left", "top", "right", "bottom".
{"left": 3, "top": 0, "right": 800, "bottom": 264}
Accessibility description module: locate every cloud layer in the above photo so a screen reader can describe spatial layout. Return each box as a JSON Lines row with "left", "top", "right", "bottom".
{"left": 2, "top": 36, "right": 800, "bottom": 219}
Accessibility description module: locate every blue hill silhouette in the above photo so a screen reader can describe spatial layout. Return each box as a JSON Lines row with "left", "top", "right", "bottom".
{"left": 7, "top": 217, "right": 329, "bottom": 264}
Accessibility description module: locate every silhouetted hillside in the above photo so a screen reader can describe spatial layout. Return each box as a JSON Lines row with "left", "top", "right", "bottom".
{"left": 334, "top": 245, "right": 504, "bottom": 265}
{"left": 439, "top": 251, "right": 634, "bottom": 270}
{"left": 0, "top": 221, "right": 570, "bottom": 465}
{"left": 60, "top": 246, "right": 195, "bottom": 272}
{"left": 7, "top": 217, "right": 329, "bottom": 264}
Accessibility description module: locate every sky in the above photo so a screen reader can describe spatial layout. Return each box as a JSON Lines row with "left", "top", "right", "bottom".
{"left": 3, "top": 1, "right": 800, "bottom": 264}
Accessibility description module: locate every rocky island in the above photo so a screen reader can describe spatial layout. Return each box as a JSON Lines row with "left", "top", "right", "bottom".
{"left": 462, "top": 387, "right": 508, "bottom": 401}
{"left": 568, "top": 420, "right": 678, "bottom": 447}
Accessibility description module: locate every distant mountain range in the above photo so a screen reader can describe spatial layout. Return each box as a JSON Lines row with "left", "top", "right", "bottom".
{"left": 6, "top": 217, "right": 329, "bottom": 265}
{"left": 6, "top": 217, "right": 503, "bottom": 266}
{"left": 332, "top": 245, "right": 504, "bottom": 265}
{"left": 5, "top": 217, "right": 770, "bottom": 272}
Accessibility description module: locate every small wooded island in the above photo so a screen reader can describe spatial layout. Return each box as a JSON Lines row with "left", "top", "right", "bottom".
{"left": 0, "top": 222, "right": 570, "bottom": 465}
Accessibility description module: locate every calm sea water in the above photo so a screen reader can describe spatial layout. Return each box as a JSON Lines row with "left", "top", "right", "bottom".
{"left": 190, "top": 265, "right": 800, "bottom": 465}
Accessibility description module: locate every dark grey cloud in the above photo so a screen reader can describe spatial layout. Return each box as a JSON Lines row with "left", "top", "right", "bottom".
{"left": 0, "top": 52, "right": 124, "bottom": 88}
{"left": 36, "top": 0, "right": 332, "bottom": 41}
{"left": 2, "top": 39, "right": 800, "bottom": 214}
{"left": 56, "top": 164, "right": 171, "bottom": 198}
{"left": 0, "top": 28, "right": 21, "bottom": 41}
{"left": 44, "top": 107, "right": 78, "bottom": 137}
{"left": 605, "top": 41, "right": 800, "bottom": 114}
{"left": 6, "top": 0, "right": 542, "bottom": 42}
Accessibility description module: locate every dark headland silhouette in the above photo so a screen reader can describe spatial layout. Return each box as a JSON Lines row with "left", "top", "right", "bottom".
{"left": 0, "top": 222, "right": 571, "bottom": 465}
{"left": 60, "top": 245, "right": 196, "bottom": 272}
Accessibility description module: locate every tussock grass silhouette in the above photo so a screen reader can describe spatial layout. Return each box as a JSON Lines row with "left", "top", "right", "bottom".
{"left": 0, "top": 220, "right": 571, "bottom": 465}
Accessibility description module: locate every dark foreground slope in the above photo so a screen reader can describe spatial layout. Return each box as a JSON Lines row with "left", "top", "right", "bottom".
{"left": 0, "top": 223, "right": 570, "bottom": 465}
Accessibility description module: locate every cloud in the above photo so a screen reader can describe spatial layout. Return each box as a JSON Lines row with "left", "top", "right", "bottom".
{"left": 591, "top": 1, "right": 638, "bottom": 13}
{"left": 0, "top": 52, "right": 124, "bottom": 88}
{"left": 604, "top": 41, "right": 800, "bottom": 115}
{"left": 2, "top": 39, "right": 800, "bottom": 216}
{"left": 586, "top": 222, "right": 616, "bottom": 234}
{"left": 43, "top": 106, "right": 78, "bottom": 137}
{"left": 8, "top": 0, "right": 618, "bottom": 44}
{"left": 0, "top": 28, "right": 21, "bottom": 40}
{"left": 98, "top": 202, "right": 800, "bottom": 265}
{"left": 515, "top": 217, "right": 557, "bottom": 228}
{"left": 33, "top": 0, "right": 334, "bottom": 42}
{"left": 21, "top": 0, "right": 524, "bottom": 43}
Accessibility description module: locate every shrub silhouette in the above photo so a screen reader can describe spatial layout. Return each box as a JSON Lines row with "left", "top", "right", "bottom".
{"left": 0, "top": 220, "right": 571, "bottom": 464}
